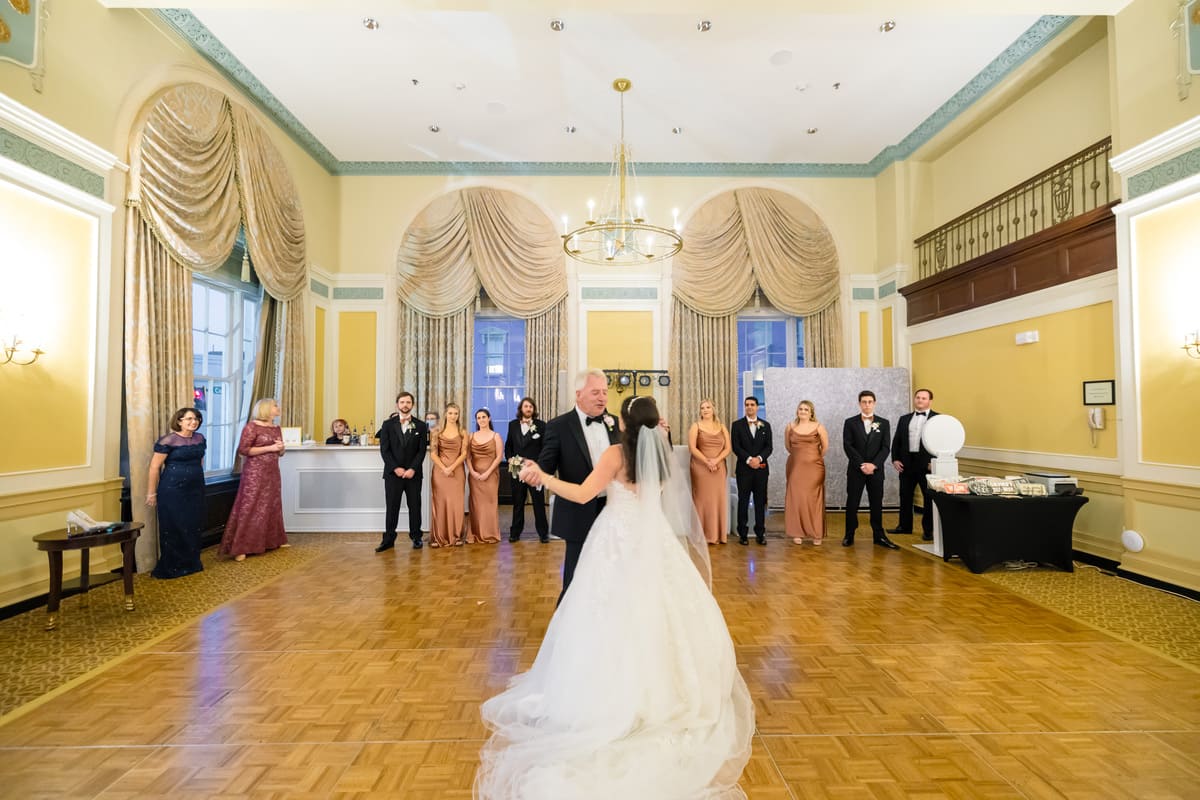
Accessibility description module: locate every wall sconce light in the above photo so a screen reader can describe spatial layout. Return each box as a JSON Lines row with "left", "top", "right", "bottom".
{"left": 1183, "top": 331, "right": 1200, "bottom": 359}
{"left": 1, "top": 333, "right": 44, "bottom": 366}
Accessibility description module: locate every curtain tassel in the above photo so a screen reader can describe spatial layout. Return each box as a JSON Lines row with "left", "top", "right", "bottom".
{"left": 241, "top": 251, "right": 251, "bottom": 283}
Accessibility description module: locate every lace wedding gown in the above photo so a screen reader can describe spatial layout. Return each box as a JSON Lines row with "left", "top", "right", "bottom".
{"left": 475, "top": 468, "right": 754, "bottom": 799}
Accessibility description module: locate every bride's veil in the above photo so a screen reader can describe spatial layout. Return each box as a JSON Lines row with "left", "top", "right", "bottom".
{"left": 635, "top": 425, "right": 713, "bottom": 589}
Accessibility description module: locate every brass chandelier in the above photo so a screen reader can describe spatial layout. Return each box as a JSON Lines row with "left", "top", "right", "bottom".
{"left": 562, "top": 79, "right": 683, "bottom": 266}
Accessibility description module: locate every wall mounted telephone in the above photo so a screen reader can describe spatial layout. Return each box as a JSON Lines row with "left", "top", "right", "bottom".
{"left": 1087, "top": 407, "right": 1106, "bottom": 430}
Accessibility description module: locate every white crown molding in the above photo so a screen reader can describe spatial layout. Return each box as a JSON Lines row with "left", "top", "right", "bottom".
{"left": 0, "top": 92, "right": 128, "bottom": 174}
{"left": 906, "top": 272, "right": 1117, "bottom": 345}
{"left": 958, "top": 446, "right": 1121, "bottom": 476}
{"left": 1109, "top": 114, "right": 1200, "bottom": 178}
{"left": 1112, "top": 170, "right": 1200, "bottom": 218}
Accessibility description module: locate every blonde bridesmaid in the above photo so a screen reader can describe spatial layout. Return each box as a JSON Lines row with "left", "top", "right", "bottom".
{"left": 466, "top": 409, "right": 503, "bottom": 544}
{"left": 687, "top": 399, "right": 732, "bottom": 544}
{"left": 430, "top": 403, "right": 468, "bottom": 547}
{"left": 784, "top": 400, "right": 828, "bottom": 545}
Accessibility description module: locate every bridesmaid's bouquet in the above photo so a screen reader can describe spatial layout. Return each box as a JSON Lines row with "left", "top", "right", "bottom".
{"left": 507, "top": 456, "right": 524, "bottom": 479}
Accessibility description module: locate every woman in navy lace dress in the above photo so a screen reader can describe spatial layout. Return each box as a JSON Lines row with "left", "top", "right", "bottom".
{"left": 146, "top": 407, "right": 207, "bottom": 579}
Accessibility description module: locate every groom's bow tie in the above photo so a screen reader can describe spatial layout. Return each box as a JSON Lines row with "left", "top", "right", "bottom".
{"left": 914, "top": 411, "right": 927, "bottom": 417}
{"left": 585, "top": 415, "right": 605, "bottom": 426}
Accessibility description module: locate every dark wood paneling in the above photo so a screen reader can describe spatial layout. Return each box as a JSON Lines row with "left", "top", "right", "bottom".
{"left": 901, "top": 203, "right": 1117, "bottom": 326}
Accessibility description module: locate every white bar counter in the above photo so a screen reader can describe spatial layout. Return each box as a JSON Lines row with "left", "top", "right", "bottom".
{"left": 280, "top": 444, "right": 403, "bottom": 532}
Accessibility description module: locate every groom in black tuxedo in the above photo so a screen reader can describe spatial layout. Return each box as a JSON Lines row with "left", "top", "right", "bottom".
{"left": 842, "top": 390, "right": 898, "bottom": 550}
{"left": 536, "top": 369, "right": 620, "bottom": 603}
{"left": 505, "top": 396, "right": 549, "bottom": 543}
{"left": 731, "top": 396, "right": 772, "bottom": 545}
{"left": 377, "top": 391, "right": 428, "bottom": 552}
{"left": 889, "top": 388, "right": 938, "bottom": 541}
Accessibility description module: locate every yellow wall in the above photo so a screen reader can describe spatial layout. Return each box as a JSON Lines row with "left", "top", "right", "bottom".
{"left": 1111, "top": 0, "right": 1200, "bottom": 152}
{"left": 911, "top": 303, "right": 1117, "bottom": 457}
{"left": 586, "top": 311, "right": 653, "bottom": 415}
{"left": 928, "top": 36, "right": 1111, "bottom": 225}
{"left": 881, "top": 307, "right": 894, "bottom": 368}
{"left": 336, "top": 312, "right": 377, "bottom": 431}
{"left": 1132, "top": 194, "right": 1200, "bottom": 467}
{"left": 313, "top": 306, "right": 326, "bottom": 439}
{"left": 0, "top": 181, "right": 95, "bottom": 473}
{"left": 858, "top": 311, "right": 869, "bottom": 366}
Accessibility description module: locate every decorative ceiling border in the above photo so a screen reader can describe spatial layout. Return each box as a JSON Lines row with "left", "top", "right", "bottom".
{"left": 158, "top": 10, "right": 1073, "bottom": 179}
{"left": 0, "top": 125, "right": 106, "bottom": 197}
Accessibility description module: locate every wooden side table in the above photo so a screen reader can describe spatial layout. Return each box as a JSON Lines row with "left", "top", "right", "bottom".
{"left": 33, "top": 522, "right": 143, "bottom": 631}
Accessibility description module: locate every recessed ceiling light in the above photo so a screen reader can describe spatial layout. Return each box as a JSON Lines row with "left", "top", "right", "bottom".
{"left": 411, "top": 78, "right": 420, "bottom": 86}
{"left": 564, "top": 125, "right": 576, "bottom": 133}
{"left": 429, "top": 124, "right": 440, "bottom": 133}
{"left": 806, "top": 127, "right": 818, "bottom": 134}
{"left": 769, "top": 50, "right": 792, "bottom": 67}
{"left": 832, "top": 82, "right": 842, "bottom": 90}
{"left": 672, "top": 126, "right": 683, "bottom": 134}
{"left": 362, "top": 18, "right": 380, "bottom": 30}
{"left": 455, "top": 82, "right": 466, "bottom": 91}
{"left": 697, "top": 20, "right": 712, "bottom": 32}
{"left": 550, "top": 19, "right": 565, "bottom": 32}
{"left": 879, "top": 20, "right": 896, "bottom": 33}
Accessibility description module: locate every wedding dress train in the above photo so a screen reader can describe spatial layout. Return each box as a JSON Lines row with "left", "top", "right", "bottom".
{"left": 476, "top": 461, "right": 754, "bottom": 799}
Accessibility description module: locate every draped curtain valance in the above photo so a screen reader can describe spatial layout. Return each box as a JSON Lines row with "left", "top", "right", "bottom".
{"left": 672, "top": 187, "right": 840, "bottom": 317}
{"left": 395, "top": 187, "right": 568, "bottom": 414}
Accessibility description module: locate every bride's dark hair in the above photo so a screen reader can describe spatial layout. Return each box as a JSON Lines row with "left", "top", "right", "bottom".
{"left": 620, "top": 395, "right": 667, "bottom": 484}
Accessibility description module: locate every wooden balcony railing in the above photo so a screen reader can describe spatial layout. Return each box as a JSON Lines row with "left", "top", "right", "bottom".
{"left": 913, "top": 138, "right": 1114, "bottom": 280}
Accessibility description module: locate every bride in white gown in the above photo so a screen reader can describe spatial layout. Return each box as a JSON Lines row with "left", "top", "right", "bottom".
{"left": 475, "top": 395, "right": 754, "bottom": 800}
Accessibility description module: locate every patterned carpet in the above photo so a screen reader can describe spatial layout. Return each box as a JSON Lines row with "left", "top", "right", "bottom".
{"left": 1, "top": 520, "right": 1197, "bottom": 720}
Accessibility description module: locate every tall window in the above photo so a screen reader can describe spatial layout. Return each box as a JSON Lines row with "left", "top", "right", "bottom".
{"left": 471, "top": 316, "right": 526, "bottom": 427}
{"left": 736, "top": 316, "right": 805, "bottom": 420}
{"left": 192, "top": 273, "right": 262, "bottom": 474}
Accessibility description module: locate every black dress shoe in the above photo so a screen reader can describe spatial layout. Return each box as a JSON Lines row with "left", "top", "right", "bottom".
{"left": 738, "top": 536, "right": 749, "bottom": 546}
{"left": 756, "top": 535, "right": 766, "bottom": 545}
{"left": 539, "top": 534, "right": 550, "bottom": 543}
{"left": 508, "top": 533, "right": 521, "bottom": 542}
{"left": 841, "top": 536, "right": 854, "bottom": 547}
{"left": 412, "top": 539, "right": 423, "bottom": 549}
{"left": 887, "top": 527, "right": 911, "bottom": 534}
{"left": 873, "top": 536, "right": 900, "bottom": 550}
{"left": 375, "top": 541, "right": 395, "bottom": 553}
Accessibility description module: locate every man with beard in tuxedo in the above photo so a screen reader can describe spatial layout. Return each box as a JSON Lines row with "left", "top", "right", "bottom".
{"left": 505, "top": 396, "right": 549, "bottom": 542}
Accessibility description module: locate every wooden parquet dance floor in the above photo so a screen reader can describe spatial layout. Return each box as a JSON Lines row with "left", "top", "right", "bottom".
{"left": 1, "top": 516, "right": 1198, "bottom": 798}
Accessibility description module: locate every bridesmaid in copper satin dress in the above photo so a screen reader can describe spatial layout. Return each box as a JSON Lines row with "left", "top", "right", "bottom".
{"left": 220, "top": 398, "right": 290, "bottom": 561}
{"left": 687, "top": 399, "right": 733, "bottom": 544}
{"left": 784, "top": 400, "right": 829, "bottom": 545}
{"left": 430, "top": 403, "right": 468, "bottom": 547}
{"left": 466, "top": 409, "right": 503, "bottom": 544}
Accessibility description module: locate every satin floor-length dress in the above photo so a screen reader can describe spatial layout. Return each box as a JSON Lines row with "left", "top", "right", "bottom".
{"left": 430, "top": 433, "right": 466, "bottom": 547}
{"left": 467, "top": 434, "right": 502, "bottom": 544}
{"left": 784, "top": 427, "right": 826, "bottom": 543}
{"left": 690, "top": 427, "right": 729, "bottom": 544}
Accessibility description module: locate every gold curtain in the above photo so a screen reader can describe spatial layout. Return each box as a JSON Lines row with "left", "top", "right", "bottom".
{"left": 395, "top": 187, "right": 566, "bottom": 413}
{"left": 123, "top": 215, "right": 194, "bottom": 571}
{"left": 125, "top": 82, "right": 310, "bottom": 570}
{"left": 804, "top": 302, "right": 843, "bottom": 368}
{"left": 668, "top": 300, "right": 739, "bottom": 436}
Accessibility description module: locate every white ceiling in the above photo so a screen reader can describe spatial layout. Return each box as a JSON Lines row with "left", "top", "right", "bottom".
{"left": 108, "top": 2, "right": 1130, "bottom": 167}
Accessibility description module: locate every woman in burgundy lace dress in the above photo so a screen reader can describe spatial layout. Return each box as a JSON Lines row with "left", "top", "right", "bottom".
{"left": 219, "top": 398, "right": 289, "bottom": 561}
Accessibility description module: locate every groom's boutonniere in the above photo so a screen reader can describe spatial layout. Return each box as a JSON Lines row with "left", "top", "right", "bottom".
{"left": 603, "top": 415, "right": 615, "bottom": 431}
{"left": 531, "top": 430, "right": 540, "bottom": 440}
{"left": 754, "top": 420, "right": 765, "bottom": 431}
{"left": 870, "top": 422, "right": 880, "bottom": 433}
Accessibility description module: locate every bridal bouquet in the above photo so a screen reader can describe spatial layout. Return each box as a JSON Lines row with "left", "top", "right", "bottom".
{"left": 507, "top": 456, "right": 524, "bottom": 479}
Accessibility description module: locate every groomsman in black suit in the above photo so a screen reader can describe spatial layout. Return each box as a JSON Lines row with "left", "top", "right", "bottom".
{"left": 889, "top": 388, "right": 938, "bottom": 541}
{"left": 505, "top": 397, "right": 549, "bottom": 542}
{"left": 842, "top": 390, "right": 898, "bottom": 550}
{"left": 731, "top": 396, "right": 773, "bottom": 545}
{"left": 377, "top": 391, "right": 429, "bottom": 552}
{"left": 535, "top": 369, "right": 621, "bottom": 602}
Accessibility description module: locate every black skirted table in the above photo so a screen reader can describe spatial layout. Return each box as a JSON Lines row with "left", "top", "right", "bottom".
{"left": 929, "top": 493, "right": 1088, "bottom": 574}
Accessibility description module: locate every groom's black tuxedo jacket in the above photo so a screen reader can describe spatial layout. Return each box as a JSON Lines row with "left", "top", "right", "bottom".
{"left": 505, "top": 417, "right": 547, "bottom": 461}
{"left": 842, "top": 416, "right": 891, "bottom": 476}
{"left": 379, "top": 416, "right": 429, "bottom": 479}
{"left": 538, "top": 409, "right": 620, "bottom": 543}
{"left": 891, "top": 410, "right": 939, "bottom": 471}
{"left": 730, "top": 417, "right": 773, "bottom": 478}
